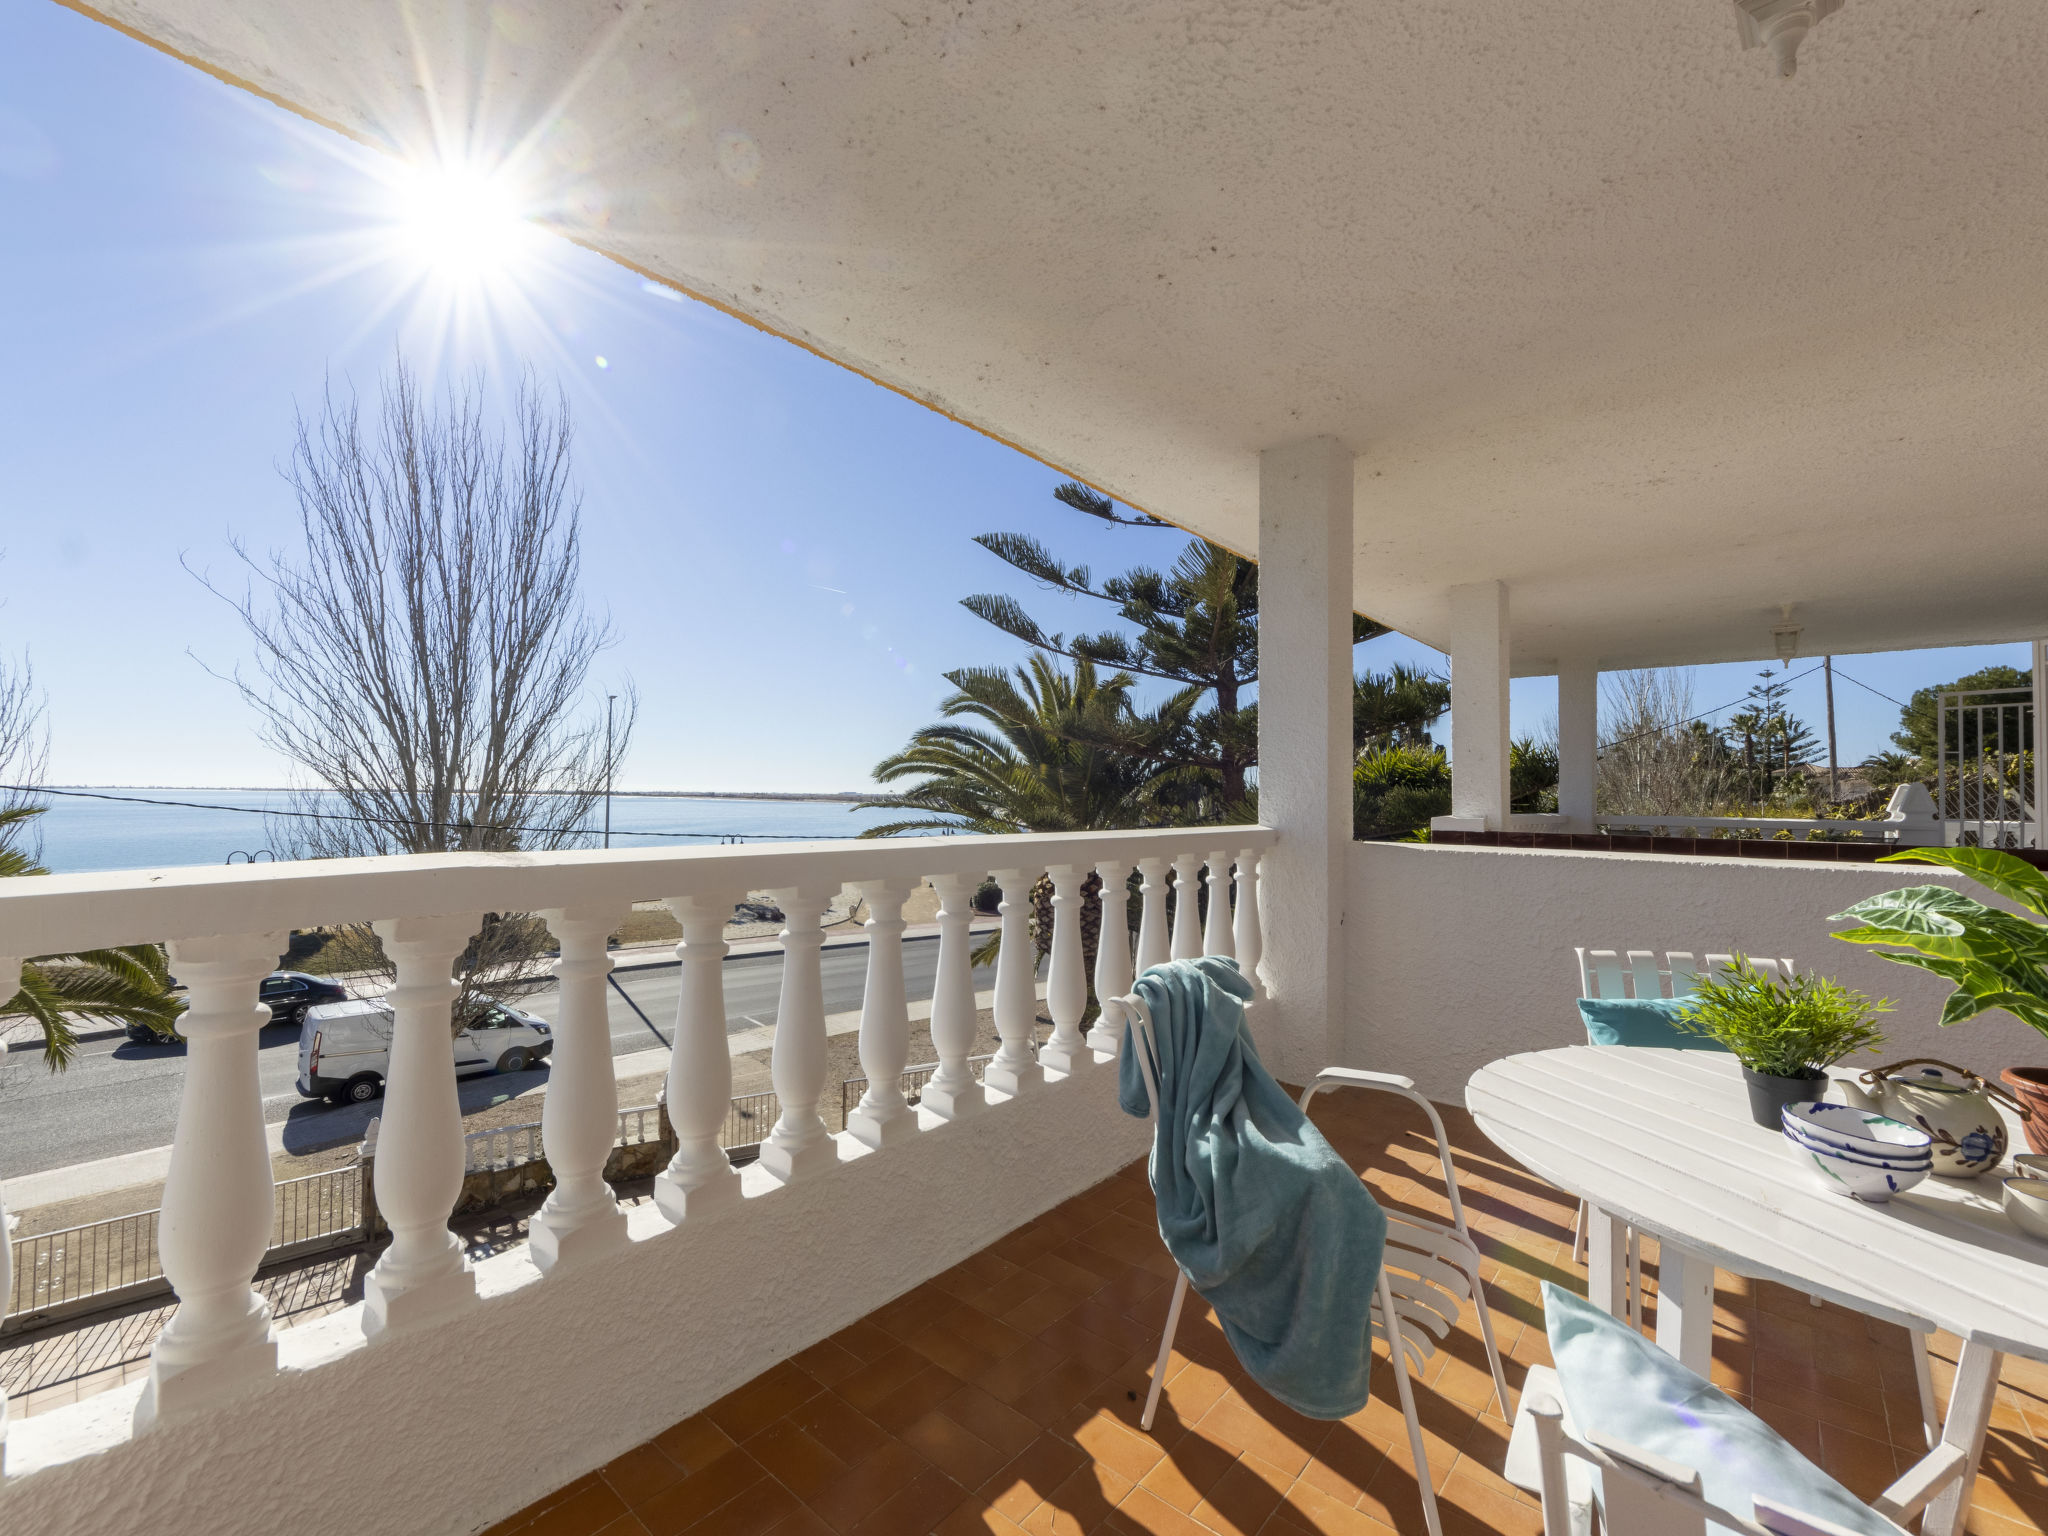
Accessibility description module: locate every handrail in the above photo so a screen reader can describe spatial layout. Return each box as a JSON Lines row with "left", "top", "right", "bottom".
{"left": 0, "top": 824, "right": 1274, "bottom": 957}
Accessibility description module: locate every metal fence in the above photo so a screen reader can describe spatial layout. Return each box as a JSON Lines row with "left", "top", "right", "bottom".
{"left": 269, "top": 1167, "right": 364, "bottom": 1259}
{"left": 1936, "top": 685, "right": 2037, "bottom": 849}
{"left": 722, "top": 1088, "right": 782, "bottom": 1162}
{"left": 5, "top": 1210, "right": 163, "bottom": 1323}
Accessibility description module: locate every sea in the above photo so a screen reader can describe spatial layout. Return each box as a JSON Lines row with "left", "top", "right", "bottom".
{"left": 20, "top": 788, "right": 910, "bottom": 875}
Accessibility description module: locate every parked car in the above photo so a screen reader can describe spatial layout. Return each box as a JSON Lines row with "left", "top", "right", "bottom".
{"left": 295, "top": 997, "right": 554, "bottom": 1104}
{"left": 125, "top": 968, "right": 347, "bottom": 1045}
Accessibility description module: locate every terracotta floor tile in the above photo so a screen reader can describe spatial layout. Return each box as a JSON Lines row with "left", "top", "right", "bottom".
{"left": 980, "top": 1431, "right": 1091, "bottom": 1525}
{"left": 785, "top": 1393, "right": 892, "bottom": 1469}
{"left": 635, "top": 1453, "right": 771, "bottom": 1536}
{"left": 1024, "top": 1462, "right": 1134, "bottom": 1536}
{"left": 942, "top": 1383, "right": 1045, "bottom": 1460}
{"left": 1106, "top": 1483, "right": 1217, "bottom": 1536}
{"left": 835, "top": 1345, "right": 933, "bottom": 1415}
{"left": 845, "top": 1465, "right": 969, "bottom": 1536}
{"left": 520, "top": 1479, "right": 632, "bottom": 1536}
{"left": 688, "top": 1481, "right": 804, "bottom": 1536}
{"left": 1138, "top": 1431, "right": 1240, "bottom": 1515}
{"left": 760, "top": 1509, "right": 837, "bottom": 1536}
{"left": 708, "top": 1364, "right": 822, "bottom": 1443}
{"left": 656, "top": 1417, "right": 740, "bottom": 1477}
{"left": 807, "top": 1440, "right": 934, "bottom": 1535}
{"left": 1192, "top": 1390, "right": 1323, "bottom": 1480}
{"left": 601, "top": 1444, "right": 687, "bottom": 1510}
{"left": 745, "top": 1419, "right": 851, "bottom": 1502}
{"left": 1263, "top": 1477, "right": 1400, "bottom": 1534}
{"left": 867, "top": 1360, "right": 970, "bottom": 1435}
{"left": 1188, "top": 1452, "right": 1291, "bottom": 1536}
{"left": 934, "top": 1504, "right": 1034, "bottom": 1536}
{"left": 906, "top": 1407, "right": 1013, "bottom": 1491}
{"left": 792, "top": 1340, "right": 866, "bottom": 1391}
{"left": 1071, "top": 1406, "right": 1169, "bottom": 1485}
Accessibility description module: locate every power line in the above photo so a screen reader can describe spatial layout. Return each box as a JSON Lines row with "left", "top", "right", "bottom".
{"left": 1599, "top": 663, "right": 1825, "bottom": 754}
{"left": 1, "top": 783, "right": 852, "bottom": 843}
{"left": 1826, "top": 667, "right": 1909, "bottom": 710}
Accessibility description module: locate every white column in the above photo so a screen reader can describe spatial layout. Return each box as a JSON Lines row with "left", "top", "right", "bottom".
{"left": 1040, "top": 863, "right": 1091, "bottom": 1074}
{"left": 1088, "top": 861, "right": 1133, "bottom": 1055}
{"left": 1256, "top": 435, "right": 1355, "bottom": 1081}
{"left": 983, "top": 866, "right": 1045, "bottom": 1096}
{"left": 1169, "top": 853, "right": 1203, "bottom": 961}
{"left": 846, "top": 877, "right": 917, "bottom": 1147}
{"left": 1202, "top": 849, "right": 1234, "bottom": 958}
{"left": 0, "top": 957, "right": 13, "bottom": 1463}
{"left": 1449, "top": 579, "right": 1511, "bottom": 830}
{"left": 363, "top": 914, "right": 480, "bottom": 1338}
{"left": 2032, "top": 638, "right": 2047, "bottom": 850}
{"left": 655, "top": 894, "right": 743, "bottom": 1221}
{"left": 759, "top": 885, "right": 837, "bottom": 1181}
{"left": 1557, "top": 659, "right": 1599, "bottom": 832}
{"left": 135, "top": 932, "right": 288, "bottom": 1428}
{"left": 1232, "top": 849, "right": 1264, "bottom": 1004}
{"left": 921, "top": 873, "right": 985, "bottom": 1120}
{"left": 529, "top": 907, "right": 629, "bottom": 1271}
{"left": 1135, "top": 857, "right": 1171, "bottom": 975}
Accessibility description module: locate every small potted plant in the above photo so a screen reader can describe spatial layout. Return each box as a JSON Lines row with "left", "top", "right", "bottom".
{"left": 1834, "top": 846, "right": 2048, "bottom": 1152}
{"left": 1675, "top": 957, "right": 1891, "bottom": 1128}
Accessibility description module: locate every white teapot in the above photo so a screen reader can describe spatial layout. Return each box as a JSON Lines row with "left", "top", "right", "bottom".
{"left": 1839, "top": 1061, "right": 2011, "bottom": 1178}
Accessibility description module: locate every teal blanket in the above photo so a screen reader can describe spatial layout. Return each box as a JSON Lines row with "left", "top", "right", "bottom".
{"left": 1118, "top": 956, "right": 1388, "bottom": 1419}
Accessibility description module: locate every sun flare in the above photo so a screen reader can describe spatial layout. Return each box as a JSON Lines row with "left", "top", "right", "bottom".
{"left": 389, "top": 160, "right": 531, "bottom": 281}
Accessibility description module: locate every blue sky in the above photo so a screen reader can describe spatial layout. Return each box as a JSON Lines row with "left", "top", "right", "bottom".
{"left": 0, "top": 1, "right": 2030, "bottom": 793}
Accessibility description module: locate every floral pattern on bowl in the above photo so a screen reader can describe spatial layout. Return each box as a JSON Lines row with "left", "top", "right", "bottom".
{"left": 1784, "top": 1120, "right": 1932, "bottom": 1171}
{"left": 1782, "top": 1102, "right": 1934, "bottom": 1157}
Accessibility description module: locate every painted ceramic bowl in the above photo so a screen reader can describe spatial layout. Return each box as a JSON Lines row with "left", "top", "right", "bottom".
{"left": 1799, "top": 1141, "right": 1929, "bottom": 1202}
{"left": 2012, "top": 1153, "right": 2048, "bottom": 1181}
{"left": 1782, "top": 1102, "right": 1934, "bottom": 1158}
{"left": 2003, "top": 1177, "right": 2048, "bottom": 1241}
{"left": 1784, "top": 1120, "right": 1932, "bottom": 1171}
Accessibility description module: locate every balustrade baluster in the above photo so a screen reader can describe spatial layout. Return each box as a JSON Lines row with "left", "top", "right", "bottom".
{"left": 657, "top": 894, "right": 744, "bottom": 1220}
{"left": 1089, "top": 861, "right": 1133, "bottom": 1055}
{"left": 134, "top": 932, "right": 287, "bottom": 1428}
{"left": 759, "top": 885, "right": 837, "bottom": 1181}
{"left": 530, "top": 908, "right": 629, "bottom": 1270}
{"left": 1203, "top": 848, "right": 1235, "bottom": 959}
{"left": 1234, "top": 847, "right": 1265, "bottom": 1002}
{"left": 0, "top": 958, "right": 18, "bottom": 1457}
{"left": 1040, "top": 863, "right": 1091, "bottom": 1074}
{"left": 921, "top": 873, "right": 984, "bottom": 1120}
{"left": 363, "top": 915, "right": 480, "bottom": 1337}
{"left": 847, "top": 877, "right": 917, "bottom": 1147}
{"left": 1136, "top": 856, "right": 1171, "bottom": 976}
{"left": 1170, "top": 853, "right": 1204, "bottom": 960}
{"left": 984, "top": 866, "right": 1045, "bottom": 1096}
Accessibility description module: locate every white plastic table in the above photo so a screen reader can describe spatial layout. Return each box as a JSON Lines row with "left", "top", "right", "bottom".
{"left": 1467, "top": 1046, "right": 2048, "bottom": 1536}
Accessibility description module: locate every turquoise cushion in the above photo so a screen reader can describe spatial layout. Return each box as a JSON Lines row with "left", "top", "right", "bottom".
{"left": 1576, "top": 995, "right": 1728, "bottom": 1051}
{"left": 1541, "top": 1284, "right": 1898, "bottom": 1534}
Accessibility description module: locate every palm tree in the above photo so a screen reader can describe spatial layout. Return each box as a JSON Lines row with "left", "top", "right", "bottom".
{"left": 0, "top": 807, "right": 185, "bottom": 1068}
{"left": 859, "top": 655, "right": 1183, "bottom": 990}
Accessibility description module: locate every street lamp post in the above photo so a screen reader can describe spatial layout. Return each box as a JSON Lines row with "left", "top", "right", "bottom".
{"left": 603, "top": 693, "right": 616, "bottom": 850}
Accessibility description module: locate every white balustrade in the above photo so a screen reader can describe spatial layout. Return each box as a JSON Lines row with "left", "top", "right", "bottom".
{"left": 1040, "top": 863, "right": 1091, "bottom": 1074}
{"left": 1233, "top": 846, "right": 1264, "bottom": 1002}
{"left": 1170, "top": 853, "right": 1204, "bottom": 960}
{"left": 363, "top": 914, "right": 481, "bottom": 1337}
{"left": 1088, "top": 861, "right": 1133, "bottom": 1055}
{"left": 759, "top": 884, "right": 838, "bottom": 1181}
{"left": 133, "top": 932, "right": 288, "bottom": 1428}
{"left": 656, "top": 893, "right": 745, "bottom": 1220}
{"left": 530, "top": 908, "right": 629, "bottom": 1270}
{"left": 984, "top": 866, "right": 1046, "bottom": 1096}
{"left": 1202, "top": 848, "right": 1235, "bottom": 959}
{"left": 846, "top": 877, "right": 917, "bottom": 1147}
{"left": 1136, "top": 856, "right": 1172, "bottom": 975}
{"left": 921, "top": 872, "right": 985, "bottom": 1119}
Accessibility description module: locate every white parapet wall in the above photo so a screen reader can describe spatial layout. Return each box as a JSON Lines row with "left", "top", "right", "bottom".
{"left": 0, "top": 1069, "right": 1149, "bottom": 1536}
{"left": 1349, "top": 841, "right": 2048, "bottom": 1103}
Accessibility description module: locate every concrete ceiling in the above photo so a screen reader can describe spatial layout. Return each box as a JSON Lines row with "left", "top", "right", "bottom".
{"left": 71, "top": 0, "right": 2048, "bottom": 673}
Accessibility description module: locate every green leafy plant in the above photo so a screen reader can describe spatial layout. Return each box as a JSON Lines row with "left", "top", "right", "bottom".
{"left": 1675, "top": 956, "right": 1890, "bottom": 1078}
{"left": 1832, "top": 847, "right": 2048, "bottom": 1038}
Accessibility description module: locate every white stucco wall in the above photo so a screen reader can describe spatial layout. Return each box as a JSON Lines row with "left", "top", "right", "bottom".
{"left": 1348, "top": 843, "right": 2048, "bottom": 1103}
{"left": 0, "top": 1071, "right": 1150, "bottom": 1536}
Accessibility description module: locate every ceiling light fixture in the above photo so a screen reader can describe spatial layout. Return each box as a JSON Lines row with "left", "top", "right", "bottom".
{"left": 1732, "top": 0, "right": 1845, "bottom": 78}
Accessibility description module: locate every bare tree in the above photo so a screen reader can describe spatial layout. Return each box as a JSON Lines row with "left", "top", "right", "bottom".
{"left": 198, "top": 362, "right": 633, "bottom": 1017}
{"left": 1596, "top": 669, "right": 1743, "bottom": 817}
{"left": 0, "top": 652, "right": 48, "bottom": 869}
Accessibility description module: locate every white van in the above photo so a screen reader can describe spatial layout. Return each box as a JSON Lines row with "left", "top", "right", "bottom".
{"left": 296, "top": 997, "right": 555, "bottom": 1105}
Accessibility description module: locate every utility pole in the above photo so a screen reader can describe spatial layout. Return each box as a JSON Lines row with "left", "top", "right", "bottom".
{"left": 1823, "top": 656, "right": 1839, "bottom": 805}
{"left": 603, "top": 692, "right": 616, "bottom": 849}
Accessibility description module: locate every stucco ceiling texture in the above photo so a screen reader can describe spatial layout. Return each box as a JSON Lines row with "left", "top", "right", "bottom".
{"left": 78, "top": 0, "right": 2048, "bottom": 670}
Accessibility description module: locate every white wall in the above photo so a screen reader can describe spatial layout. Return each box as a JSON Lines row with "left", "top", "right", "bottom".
{"left": 1349, "top": 843, "right": 2047, "bottom": 1102}
{"left": 0, "top": 1073, "right": 1150, "bottom": 1536}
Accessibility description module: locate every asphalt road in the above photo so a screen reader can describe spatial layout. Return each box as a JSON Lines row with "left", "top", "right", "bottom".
{"left": 0, "top": 934, "right": 993, "bottom": 1182}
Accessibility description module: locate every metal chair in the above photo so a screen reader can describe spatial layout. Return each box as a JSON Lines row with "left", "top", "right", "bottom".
{"left": 1123, "top": 991, "right": 1513, "bottom": 1536}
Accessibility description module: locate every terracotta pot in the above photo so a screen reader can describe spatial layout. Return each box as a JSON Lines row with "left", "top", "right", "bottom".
{"left": 2001, "top": 1067, "right": 2048, "bottom": 1156}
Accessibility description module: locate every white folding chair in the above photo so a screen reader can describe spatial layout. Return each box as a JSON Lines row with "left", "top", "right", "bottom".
{"left": 1516, "top": 1373, "right": 1954, "bottom": 1536}
{"left": 1123, "top": 991, "right": 1513, "bottom": 1536}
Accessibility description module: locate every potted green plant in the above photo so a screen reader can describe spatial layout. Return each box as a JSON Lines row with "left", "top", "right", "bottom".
{"left": 1832, "top": 846, "right": 2048, "bottom": 1153}
{"left": 1674, "top": 957, "right": 1891, "bottom": 1128}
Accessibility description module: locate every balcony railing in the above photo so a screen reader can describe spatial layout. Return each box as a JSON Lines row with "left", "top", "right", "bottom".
{"left": 0, "top": 825, "right": 1272, "bottom": 1473}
